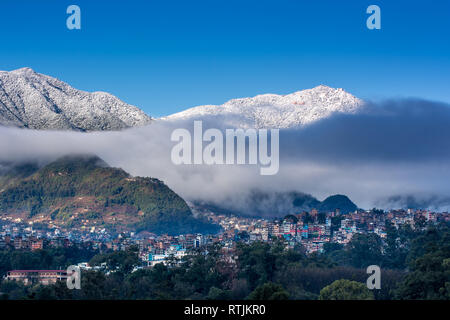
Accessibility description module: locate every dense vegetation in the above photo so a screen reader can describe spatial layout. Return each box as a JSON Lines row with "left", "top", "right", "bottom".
{"left": 318, "top": 279, "right": 374, "bottom": 300}
{"left": 0, "top": 222, "right": 448, "bottom": 300}
{"left": 0, "top": 155, "right": 219, "bottom": 235}
{"left": 0, "top": 247, "right": 97, "bottom": 279}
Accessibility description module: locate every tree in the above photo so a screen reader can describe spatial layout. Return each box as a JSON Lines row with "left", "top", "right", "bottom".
{"left": 176, "top": 244, "right": 227, "bottom": 298}
{"left": 319, "top": 279, "right": 374, "bottom": 300}
{"left": 395, "top": 254, "right": 450, "bottom": 299}
{"left": 317, "top": 212, "right": 327, "bottom": 225}
{"left": 383, "top": 221, "right": 408, "bottom": 269}
{"left": 347, "top": 233, "right": 383, "bottom": 268}
{"left": 301, "top": 213, "right": 314, "bottom": 224}
{"left": 247, "top": 282, "right": 289, "bottom": 300}
{"left": 236, "top": 240, "right": 290, "bottom": 290}
{"left": 89, "top": 246, "right": 139, "bottom": 274}
{"left": 395, "top": 226, "right": 450, "bottom": 300}
{"left": 207, "top": 286, "right": 231, "bottom": 300}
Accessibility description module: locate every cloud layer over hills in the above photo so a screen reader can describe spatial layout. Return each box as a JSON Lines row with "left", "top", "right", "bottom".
{"left": 1, "top": 97, "right": 450, "bottom": 213}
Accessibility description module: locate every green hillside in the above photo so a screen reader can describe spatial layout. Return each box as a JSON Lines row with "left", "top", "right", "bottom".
{"left": 0, "top": 155, "right": 219, "bottom": 235}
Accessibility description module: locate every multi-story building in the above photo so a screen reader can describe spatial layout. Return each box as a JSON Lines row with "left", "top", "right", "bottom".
{"left": 6, "top": 270, "right": 68, "bottom": 285}
{"left": 31, "top": 239, "right": 45, "bottom": 251}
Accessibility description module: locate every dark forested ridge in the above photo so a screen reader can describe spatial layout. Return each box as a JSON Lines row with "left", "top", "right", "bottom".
{"left": 192, "top": 191, "right": 358, "bottom": 218}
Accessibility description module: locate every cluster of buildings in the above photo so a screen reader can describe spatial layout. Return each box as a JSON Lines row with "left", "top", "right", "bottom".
{"left": 0, "top": 220, "right": 106, "bottom": 252}
{"left": 1, "top": 207, "right": 449, "bottom": 285}
{"left": 204, "top": 208, "right": 448, "bottom": 254}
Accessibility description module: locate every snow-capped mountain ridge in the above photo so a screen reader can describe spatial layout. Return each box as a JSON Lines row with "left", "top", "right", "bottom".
{"left": 0, "top": 68, "right": 152, "bottom": 131}
{"left": 162, "top": 85, "right": 364, "bottom": 129}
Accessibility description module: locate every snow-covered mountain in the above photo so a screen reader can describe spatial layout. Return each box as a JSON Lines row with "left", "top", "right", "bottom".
{"left": 0, "top": 68, "right": 152, "bottom": 131}
{"left": 161, "top": 85, "right": 364, "bottom": 129}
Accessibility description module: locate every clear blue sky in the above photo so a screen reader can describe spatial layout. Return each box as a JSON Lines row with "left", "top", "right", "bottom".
{"left": 0, "top": 0, "right": 449, "bottom": 117}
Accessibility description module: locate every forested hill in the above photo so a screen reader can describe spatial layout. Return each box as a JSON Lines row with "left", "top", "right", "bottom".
{"left": 0, "top": 155, "right": 219, "bottom": 235}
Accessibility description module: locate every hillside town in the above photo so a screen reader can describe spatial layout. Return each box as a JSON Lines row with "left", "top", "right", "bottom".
{"left": 1, "top": 207, "right": 449, "bottom": 278}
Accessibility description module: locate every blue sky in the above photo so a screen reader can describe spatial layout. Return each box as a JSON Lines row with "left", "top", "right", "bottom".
{"left": 0, "top": 0, "right": 449, "bottom": 117}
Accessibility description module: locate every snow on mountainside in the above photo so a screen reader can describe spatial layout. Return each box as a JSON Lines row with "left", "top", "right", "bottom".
{"left": 0, "top": 68, "right": 152, "bottom": 131}
{"left": 161, "top": 85, "right": 364, "bottom": 129}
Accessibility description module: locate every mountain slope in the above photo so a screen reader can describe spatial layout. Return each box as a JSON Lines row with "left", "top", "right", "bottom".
{"left": 161, "top": 85, "right": 364, "bottom": 129}
{"left": 319, "top": 195, "right": 358, "bottom": 214}
{"left": 0, "top": 161, "right": 39, "bottom": 191}
{"left": 0, "top": 155, "right": 219, "bottom": 235}
{"left": 191, "top": 190, "right": 358, "bottom": 218}
{"left": 0, "top": 68, "right": 152, "bottom": 131}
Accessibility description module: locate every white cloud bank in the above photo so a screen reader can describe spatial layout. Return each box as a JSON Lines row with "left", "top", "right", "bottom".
{"left": 1, "top": 98, "right": 450, "bottom": 212}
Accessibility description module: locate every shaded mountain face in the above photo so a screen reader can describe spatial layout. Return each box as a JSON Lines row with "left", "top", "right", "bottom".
{"left": 0, "top": 155, "right": 219, "bottom": 235}
{"left": 0, "top": 161, "right": 39, "bottom": 190}
{"left": 191, "top": 190, "right": 358, "bottom": 218}
{"left": 191, "top": 191, "right": 319, "bottom": 218}
{"left": 0, "top": 68, "right": 152, "bottom": 131}
{"left": 161, "top": 85, "right": 364, "bottom": 129}
{"left": 319, "top": 194, "right": 358, "bottom": 214}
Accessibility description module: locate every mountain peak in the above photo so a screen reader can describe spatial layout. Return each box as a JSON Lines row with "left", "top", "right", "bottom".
{"left": 320, "top": 194, "right": 358, "bottom": 213}
{"left": 162, "top": 86, "right": 364, "bottom": 129}
{"left": 47, "top": 154, "right": 110, "bottom": 168}
{"left": 36, "top": 154, "right": 112, "bottom": 180}
{"left": 10, "top": 67, "right": 36, "bottom": 75}
{"left": 0, "top": 68, "right": 152, "bottom": 131}
{"left": 312, "top": 84, "right": 333, "bottom": 90}
{"left": 295, "top": 84, "right": 349, "bottom": 95}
